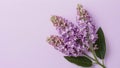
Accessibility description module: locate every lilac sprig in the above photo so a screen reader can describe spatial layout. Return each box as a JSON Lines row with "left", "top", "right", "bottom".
{"left": 47, "top": 4, "right": 106, "bottom": 68}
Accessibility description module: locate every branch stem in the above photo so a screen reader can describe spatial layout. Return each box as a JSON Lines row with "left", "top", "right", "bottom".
{"left": 89, "top": 41, "right": 106, "bottom": 68}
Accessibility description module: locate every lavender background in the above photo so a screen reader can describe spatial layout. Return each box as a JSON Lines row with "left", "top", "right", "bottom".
{"left": 0, "top": 0, "right": 120, "bottom": 68}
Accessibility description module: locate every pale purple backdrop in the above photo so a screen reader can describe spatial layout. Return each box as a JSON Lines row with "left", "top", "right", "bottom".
{"left": 0, "top": 0, "right": 120, "bottom": 68}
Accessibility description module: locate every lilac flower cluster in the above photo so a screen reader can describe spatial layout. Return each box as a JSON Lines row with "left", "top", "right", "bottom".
{"left": 76, "top": 4, "right": 98, "bottom": 44}
{"left": 47, "top": 4, "right": 98, "bottom": 57}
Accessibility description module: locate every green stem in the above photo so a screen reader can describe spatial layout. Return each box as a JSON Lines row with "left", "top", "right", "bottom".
{"left": 89, "top": 42, "right": 106, "bottom": 68}
{"left": 83, "top": 53, "right": 95, "bottom": 61}
{"left": 102, "top": 60, "right": 105, "bottom": 67}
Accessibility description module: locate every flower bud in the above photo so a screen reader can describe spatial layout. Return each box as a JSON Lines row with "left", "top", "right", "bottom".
{"left": 47, "top": 35, "right": 64, "bottom": 47}
{"left": 51, "top": 15, "right": 68, "bottom": 29}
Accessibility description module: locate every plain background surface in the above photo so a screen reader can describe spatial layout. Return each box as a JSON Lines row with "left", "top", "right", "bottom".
{"left": 0, "top": 0, "right": 120, "bottom": 68}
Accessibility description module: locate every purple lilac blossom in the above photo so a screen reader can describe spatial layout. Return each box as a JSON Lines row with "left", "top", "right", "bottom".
{"left": 49, "top": 15, "right": 89, "bottom": 56}
{"left": 47, "top": 4, "right": 98, "bottom": 57}
{"left": 76, "top": 4, "right": 98, "bottom": 44}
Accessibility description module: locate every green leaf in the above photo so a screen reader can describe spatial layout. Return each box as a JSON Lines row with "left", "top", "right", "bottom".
{"left": 95, "top": 27, "right": 106, "bottom": 59}
{"left": 64, "top": 56, "right": 92, "bottom": 67}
